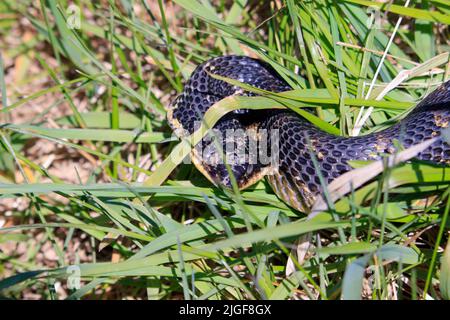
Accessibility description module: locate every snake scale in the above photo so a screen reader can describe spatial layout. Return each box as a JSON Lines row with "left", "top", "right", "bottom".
{"left": 167, "top": 55, "right": 450, "bottom": 212}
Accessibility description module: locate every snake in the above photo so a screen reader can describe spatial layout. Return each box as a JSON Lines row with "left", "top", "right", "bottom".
{"left": 167, "top": 55, "right": 450, "bottom": 212}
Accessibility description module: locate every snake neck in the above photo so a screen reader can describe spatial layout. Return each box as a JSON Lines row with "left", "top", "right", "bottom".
{"left": 167, "top": 55, "right": 291, "bottom": 136}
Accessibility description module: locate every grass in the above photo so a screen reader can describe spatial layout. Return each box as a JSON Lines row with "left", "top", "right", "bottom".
{"left": 0, "top": 0, "right": 449, "bottom": 300}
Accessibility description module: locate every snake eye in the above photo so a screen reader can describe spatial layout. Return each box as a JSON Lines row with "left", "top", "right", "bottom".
{"left": 232, "top": 109, "right": 251, "bottom": 115}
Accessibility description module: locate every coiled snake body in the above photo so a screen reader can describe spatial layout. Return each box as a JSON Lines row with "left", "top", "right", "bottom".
{"left": 168, "top": 55, "right": 450, "bottom": 212}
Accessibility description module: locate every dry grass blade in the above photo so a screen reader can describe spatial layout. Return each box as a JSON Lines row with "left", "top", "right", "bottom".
{"left": 285, "top": 233, "right": 313, "bottom": 277}
{"left": 373, "top": 52, "right": 449, "bottom": 100}
{"left": 441, "top": 239, "right": 450, "bottom": 300}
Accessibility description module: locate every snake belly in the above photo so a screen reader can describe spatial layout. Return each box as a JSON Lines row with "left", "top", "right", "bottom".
{"left": 167, "top": 55, "right": 450, "bottom": 212}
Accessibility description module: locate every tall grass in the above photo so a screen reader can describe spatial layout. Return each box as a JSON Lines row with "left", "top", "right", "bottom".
{"left": 0, "top": 0, "right": 449, "bottom": 300}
